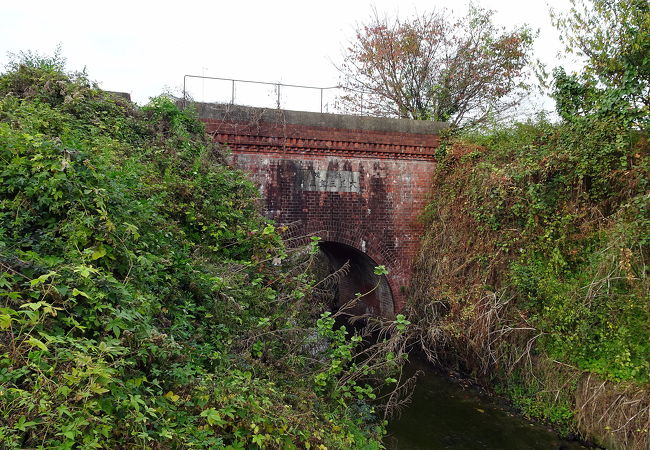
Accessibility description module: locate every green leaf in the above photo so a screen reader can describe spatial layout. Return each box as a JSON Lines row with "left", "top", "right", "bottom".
{"left": 373, "top": 265, "right": 388, "bottom": 275}
{"left": 262, "top": 224, "right": 275, "bottom": 235}
{"left": 14, "top": 416, "right": 39, "bottom": 431}
{"left": 27, "top": 337, "right": 48, "bottom": 352}
{"left": 72, "top": 288, "right": 90, "bottom": 298}
{"left": 29, "top": 271, "right": 57, "bottom": 286}
{"left": 252, "top": 434, "right": 266, "bottom": 445}
{"left": 200, "top": 408, "right": 226, "bottom": 426}
{"left": 89, "top": 383, "right": 110, "bottom": 395}
{"left": 91, "top": 244, "right": 107, "bottom": 260}
{"left": 0, "top": 314, "right": 12, "bottom": 330}
{"left": 74, "top": 265, "right": 99, "bottom": 278}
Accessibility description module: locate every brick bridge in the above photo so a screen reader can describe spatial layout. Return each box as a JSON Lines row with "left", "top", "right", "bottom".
{"left": 194, "top": 103, "right": 445, "bottom": 317}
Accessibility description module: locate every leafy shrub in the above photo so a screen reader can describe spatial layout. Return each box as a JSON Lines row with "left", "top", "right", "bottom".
{"left": 411, "top": 115, "right": 648, "bottom": 438}
{"left": 0, "top": 56, "right": 386, "bottom": 448}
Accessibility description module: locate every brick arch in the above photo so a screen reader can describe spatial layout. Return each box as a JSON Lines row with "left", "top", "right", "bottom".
{"left": 283, "top": 221, "right": 399, "bottom": 317}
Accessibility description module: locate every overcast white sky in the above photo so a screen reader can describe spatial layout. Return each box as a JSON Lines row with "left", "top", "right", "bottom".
{"left": 2, "top": 0, "right": 576, "bottom": 113}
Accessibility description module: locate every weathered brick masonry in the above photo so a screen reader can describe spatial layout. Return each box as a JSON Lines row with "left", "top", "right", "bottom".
{"left": 194, "top": 103, "right": 445, "bottom": 315}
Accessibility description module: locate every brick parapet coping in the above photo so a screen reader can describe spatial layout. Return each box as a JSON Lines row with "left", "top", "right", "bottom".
{"left": 193, "top": 103, "right": 446, "bottom": 160}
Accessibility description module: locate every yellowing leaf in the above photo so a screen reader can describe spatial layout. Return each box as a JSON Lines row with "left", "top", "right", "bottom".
{"left": 91, "top": 244, "right": 107, "bottom": 260}
{"left": 0, "top": 314, "right": 11, "bottom": 330}
{"left": 164, "top": 391, "right": 180, "bottom": 402}
{"left": 89, "top": 383, "right": 110, "bottom": 395}
{"left": 27, "top": 337, "right": 48, "bottom": 352}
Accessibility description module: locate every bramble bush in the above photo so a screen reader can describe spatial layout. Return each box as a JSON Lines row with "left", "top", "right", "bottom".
{"left": 412, "top": 69, "right": 647, "bottom": 450}
{"left": 0, "top": 53, "right": 393, "bottom": 448}
{"left": 466, "top": 117, "right": 648, "bottom": 382}
{"left": 410, "top": 4, "right": 648, "bottom": 445}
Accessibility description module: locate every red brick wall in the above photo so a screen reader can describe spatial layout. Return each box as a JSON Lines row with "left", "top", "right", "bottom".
{"left": 203, "top": 119, "right": 437, "bottom": 314}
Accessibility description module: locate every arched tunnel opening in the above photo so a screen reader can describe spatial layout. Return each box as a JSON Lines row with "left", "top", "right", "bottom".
{"left": 316, "top": 241, "right": 395, "bottom": 318}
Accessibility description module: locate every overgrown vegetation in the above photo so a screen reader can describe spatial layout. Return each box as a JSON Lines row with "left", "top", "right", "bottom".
{"left": 409, "top": 1, "right": 649, "bottom": 448}
{"left": 0, "top": 54, "right": 406, "bottom": 448}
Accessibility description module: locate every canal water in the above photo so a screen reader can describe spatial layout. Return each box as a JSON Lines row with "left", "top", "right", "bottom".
{"left": 384, "top": 358, "right": 591, "bottom": 450}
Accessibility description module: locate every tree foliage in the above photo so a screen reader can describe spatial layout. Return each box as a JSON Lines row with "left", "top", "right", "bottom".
{"left": 338, "top": 6, "right": 535, "bottom": 127}
{"left": 551, "top": 0, "right": 649, "bottom": 126}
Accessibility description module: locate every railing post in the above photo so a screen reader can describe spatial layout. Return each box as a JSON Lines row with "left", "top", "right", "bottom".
{"left": 182, "top": 75, "right": 187, "bottom": 109}
{"left": 183, "top": 75, "right": 346, "bottom": 113}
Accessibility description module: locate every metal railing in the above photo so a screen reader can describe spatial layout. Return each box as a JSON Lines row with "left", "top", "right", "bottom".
{"left": 182, "top": 75, "right": 365, "bottom": 114}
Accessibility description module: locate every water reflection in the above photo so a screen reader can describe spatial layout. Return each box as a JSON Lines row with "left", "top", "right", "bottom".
{"left": 385, "top": 358, "right": 591, "bottom": 450}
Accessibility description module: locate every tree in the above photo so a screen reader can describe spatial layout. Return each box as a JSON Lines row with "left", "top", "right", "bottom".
{"left": 551, "top": 0, "right": 649, "bottom": 126}
{"left": 338, "top": 7, "right": 535, "bottom": 128}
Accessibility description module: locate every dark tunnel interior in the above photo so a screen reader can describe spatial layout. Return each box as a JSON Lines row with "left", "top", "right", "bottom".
{"left": 318, "top": 241, "right": 394, "bottom": 318}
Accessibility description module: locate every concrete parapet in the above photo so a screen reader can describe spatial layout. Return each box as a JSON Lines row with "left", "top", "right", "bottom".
{"left": 190, "top": 102, "right": 448, "bottom": 135}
